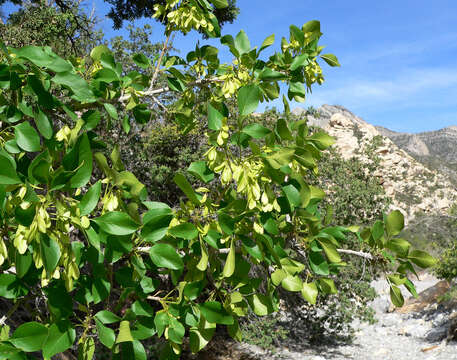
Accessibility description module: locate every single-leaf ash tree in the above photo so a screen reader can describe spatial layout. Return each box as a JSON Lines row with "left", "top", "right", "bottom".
{"left": 0, "top": 0, "right": 436, "bottom": 358}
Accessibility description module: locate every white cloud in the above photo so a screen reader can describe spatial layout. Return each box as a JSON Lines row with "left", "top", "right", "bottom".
{"left": 306, "top": 67, "right": 457, "bottom": 110}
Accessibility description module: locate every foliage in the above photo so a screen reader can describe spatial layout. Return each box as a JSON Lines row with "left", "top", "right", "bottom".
{"left": 434, "top": 245, "right": 457, "bottom": 280}
{"left": 0, "top": 0, "right": 103, "bottom": 58}
{"left": 143, "top": 123, "right": 208, "bottom": 205}
{"left": 241, "top": 313, "right": 288, "bottom": 352}
{"left": 104, "top": 0, "right": 239, "bottom": 30}
{"left": 308, "top": 138, "right": 389, "bottom": 226}
{"left": 0, "top": 2, "right": 436, "bottom": 359}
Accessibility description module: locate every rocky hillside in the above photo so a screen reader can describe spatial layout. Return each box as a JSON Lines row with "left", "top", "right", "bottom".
{"left": 292, "top": 105, "right": 457, "bottom": 222}
{"left": 376, "top": 125, "right": 457, "bottom": 185}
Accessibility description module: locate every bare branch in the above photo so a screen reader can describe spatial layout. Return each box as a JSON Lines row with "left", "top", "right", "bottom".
{"left": 336, "top": 248, "right": 374, "bottom": 260}
{"left": 149, "top": 34, "right": 171, "bottom": 92}
{"left": 119, "top": 77, "right": 224, "bottom": 103}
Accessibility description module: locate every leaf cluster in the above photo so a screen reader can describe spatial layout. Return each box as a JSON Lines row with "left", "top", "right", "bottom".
{"left": 0, "top": 4, "right": 437, "bottom": 359}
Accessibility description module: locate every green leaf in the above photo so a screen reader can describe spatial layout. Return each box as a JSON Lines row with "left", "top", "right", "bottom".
{"left": 222, "top": 239, "right": 235, "bottom": 278}
{"left": 52, "top": 72, "right": 95, "bottom": 103}
{"left": 132, "top": 105, "right": 152, "bottom": 124}
{"left": 237, "top": 84, "right": 260, "bottom": 116}
{"left": 40, "top": 234, "right": 61, "bottom": 274}
{"left": 132, "top": 53, "right": 151, "bottom": 69}
{"left": 90, "top": 45, "right": 111, "bottom": 61}
{"left": 15, "top": 251, "right": 32, "bottom": 278}
{"left": 131, "top": 300, "right": 155, "bottom": 317}
{"left": 104, "top": 103, "right": 118, "bottom": 120}
{"left": 302, "top": 20, "right": 320, "bottom": 33}
{"left": 234, "top": 30, "right": 250, "bottom": 54}
{"left": 15, "top": 46, "right": 72, "bottom": 72}
{"left": 258, "top": 68, "right": 287, "bottom": 81}
{"left": 386, "top": 238, "right": 410, "bottom": 257}
{"left": 96, "top": 319, "right": 115, "bottom": 349}
{"left": 209, "top": 0, "right": 228, "bottom": 8}
{"left": 93, "top": 212, "right": 139, "bottom": 235}
{"left": 199, "top": 302, "right": 234, "bottom": 325}
{"left": 154, "top": 312, "right": 169, "bottom": 337}
{"left": 188, "top": 161, "right": 214, "bottom": 183}
{"left": 309, "top": 251, "right": 329, "bottom": 276}
{"left": 149, "top": 244, "right": 184, "bottom": 270}
{"left": 169, "top": 223, "right": 198, "bottom": 240}
{"left": 301, "top": 282, "right": 318, "bottom": 304}
{"left": 4, "top": 139, "right": 20, "bottom": 154}
{"left": 0, "top": 154, "right": 21, "bottom": 184}
{"left": 70, "top": 133, "right": 93, "bottom": 188}
{"left": 10, "top": 322, "right": 48, "bottom": 352}
{"left": 407, "top": 250, "right": 437, "bottom": 268}
{"left": 309, "top": 132, "right": 335, "bottom": 149}
{"left": 122, "top": 115, "right": 130, "bottom": 134}
{"left": 290, "top": 25, "right": 304, "bottom": 46}
{"left": 35, "top": 110, "right": 53, "bottom": 140}
{"left": 248, "top": 294, "right": 273, "bottom": 316}
{"left": 390, "top": 285, "right": 404, "bottom": 307}
{"left": 82, "top": 110, "right": 101, "bottom": 131}
{"left": 141, "top": 204, "right": 173, "bottom": 243}
{"left": 0, "top": 274, "right": 27, "bottom": 299}
{"left": 27, "top": 75, "right": 54, "bottom": 109}
{"left": 320, "top": 54, "right": 341, "bottom": 67}
{"left": 317, "top": 239, "right": 341, "bottom": 263}
{"left": 276, "top": 118, "right": 293, "bottom": 140}
{"left": 173, "top": 173, "right": 200, "bottom": 204}
{"left": 271, "top": 269, "right": 286, "bottom": 286}
{"left": 116, "top": 321, "right": 134, "bottom": 343}
{"left": 207, "top": 103, "right": 224, "bottom": 131}
{"left": 281, "top": 275, "right": 303, "bottom": 292}
{"left": 189, "top": 318, "right": 215, "bottom": 353}
{"left": 388, "top": 274, "right": 407, "bottom": 286}
{"left": 290, "top": 53, "right": 309, "bottom": 71}
{"left": 386, "top": 210, "right": 404, "bottom": 236}
{"left": 79, "top": 181, "right": 101, "bottom": 216}
{"left": 168, "top": 318, "right": 185, "bottom": 344}
{"left": 78, "top": 337, "right": 95, "bottom": 360}
{"left": 282, "top": 184, "right": 301, "bottom": 208}
{"left": 241, "top": 123, "right": 271, "bottom": 139}
{"left": 42, "top": 321, "right": 76, "bottom": 359}
{"left": 404, "top": 279, "right": 418, "bottom": 298}
{"left": 319, "top": 278, "right": 337, "bottom": 294}
{"left": 95, "top": 310, "right": 121, "bottom": 324}
{"left": 14, "top": 122, "right": 40, "bottom": 152}
{"left": 0, "top": 343, "right": 21, "bottom": 359}
{"left": 259, "top": 34, "right": 275, "bottom": 54}
{"left": 289, "top": 82, "right": 307, "bottom": 98}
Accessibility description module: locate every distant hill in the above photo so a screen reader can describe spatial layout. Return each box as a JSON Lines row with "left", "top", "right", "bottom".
{"left": 376, "top": 125, "right": 457, "bottom": 185}
{"left": 292, "top": 105, "right": 457, "bottom": 223}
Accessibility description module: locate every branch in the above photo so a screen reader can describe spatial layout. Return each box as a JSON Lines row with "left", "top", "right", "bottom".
{"left": 336, "top": 248, "right": 374, "bottom": 260}
{"left": 118, "top": 78, "right": 224, "bottom": 103}
{"left": 148, "top": 34, "right": 171, "bottom": 92}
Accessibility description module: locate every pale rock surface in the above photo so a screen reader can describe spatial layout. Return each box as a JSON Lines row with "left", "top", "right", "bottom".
{"left": 297, "top": 105, "right": 457, "bottom": 222}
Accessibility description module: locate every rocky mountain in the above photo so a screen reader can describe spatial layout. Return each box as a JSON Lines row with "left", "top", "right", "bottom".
{"left": 292, "top": 105, "right": 457, "bottom": 222}
{"left": 376, "top": 125, "right": 457, "bottom": 185}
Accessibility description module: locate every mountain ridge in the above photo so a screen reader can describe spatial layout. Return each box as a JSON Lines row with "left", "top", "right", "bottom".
{"left": 292, "top": 105, "right": 457, "bottom": 222}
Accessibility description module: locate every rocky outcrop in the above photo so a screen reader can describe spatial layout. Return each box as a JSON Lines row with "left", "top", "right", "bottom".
{"left": 294, "top": 105, "right": 457, "bottom": 221}
{"left": 376, "top": 125, "right": 457, "bottom": 185}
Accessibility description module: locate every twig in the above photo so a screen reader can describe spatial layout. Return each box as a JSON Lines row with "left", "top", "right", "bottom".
{"left": 118, "top": 78, "right": 224, "bottom": 103}
{"left": 152, "top": 96, "right": 168, "bottom": 112}
{"left": 149, "top": 34, "right": 171, "bottom": 92}
{"left": 336, "top": 248, "right": 374, "bottom": 260}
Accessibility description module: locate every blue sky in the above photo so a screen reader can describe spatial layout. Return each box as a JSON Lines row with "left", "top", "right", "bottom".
{"left": 3, "top": 1, "right": 457, "bottom": 132}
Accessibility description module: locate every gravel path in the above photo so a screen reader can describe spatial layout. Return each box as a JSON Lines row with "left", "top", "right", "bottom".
{"left": 233, "top": 274, "right": 457, "bottom": 360}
